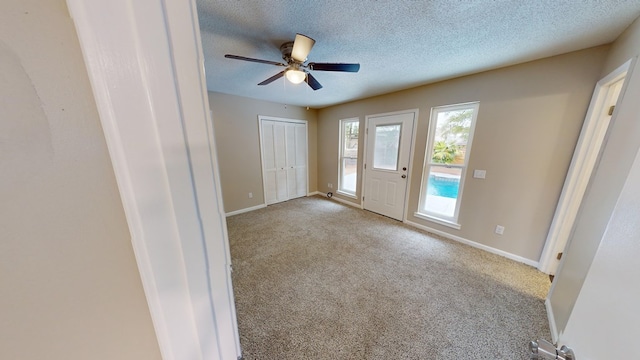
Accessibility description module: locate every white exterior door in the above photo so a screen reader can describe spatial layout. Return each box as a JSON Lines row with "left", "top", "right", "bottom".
{"left": 363, "top": 111, "right": 416, "bottom": 220}
{"left": 260, "top": 117, "right": 308, "bottom": 205}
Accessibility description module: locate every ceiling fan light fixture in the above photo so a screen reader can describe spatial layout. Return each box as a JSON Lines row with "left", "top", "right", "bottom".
{"left": 285, "top": 69, "right": 306, "bottom": 84}
{"left": 225, "top": 34, "right": 359, "bottom": 91}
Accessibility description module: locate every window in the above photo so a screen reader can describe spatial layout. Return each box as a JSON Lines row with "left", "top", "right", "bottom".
{"left": 338, "top": 118, "right": 360, "bottom": 197}
{"left": 417, "top": 102, "right": 479, "bottom": 228}
{"left": 373, "top": 124, "right": 401, "bottom": 170}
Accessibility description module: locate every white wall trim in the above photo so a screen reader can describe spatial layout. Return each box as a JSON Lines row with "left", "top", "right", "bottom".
{"left": 226, "top": 191, "right": 327, "bottom": 217}
{"left": 335, "top": 190, "right": 358, "bottom": 199}
{"left": 226, "top": 192, "right": 326, "bottom": 217}
{"left": 413, "top": 212, "right": 462, "bottom": 230}
{"left": 258, "top": 115, "right": 308, "bottom": 124}
{"left": 226, "top": 204, "right": 267, "bottom": 217}
{"left": 331, "top": 195, "right": 362, "bottom": 209}
{"left": 538, "top": 59, "right": 632, "bottom": 275}
{"left": 405, "top": 220, "right": 539, "bottom": 267}
{"left": 66, "top": 1, "right": 240, "bottom": 359}
{"left": 545, "top": 298, "right": 559, "bottom": 343}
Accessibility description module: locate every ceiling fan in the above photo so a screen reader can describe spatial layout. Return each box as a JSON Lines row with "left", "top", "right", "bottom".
{"left": 224, "top": 34, "right": 360, "bottom": 90}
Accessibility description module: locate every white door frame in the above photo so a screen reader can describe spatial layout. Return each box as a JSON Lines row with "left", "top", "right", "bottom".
{"left": 361, "top": 109, "right": 418, "bottom": 221}
{"left": 258, "top": 116, "right": 309, "bottom": 205}
{"left": 538, "top": 60, "right": 632, "bottom": 275}
{"left": 67, "top": 1, "right": 241, "bottom": 359}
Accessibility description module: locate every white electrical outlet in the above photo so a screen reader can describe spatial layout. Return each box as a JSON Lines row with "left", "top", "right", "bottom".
{"left": 495, "top": 225, "right": 505, "bottom": 235}
{"left": 328, "top": 183, "right": 333, "bottom": 189}
{"left": 473, "top": 169, "right": 487, "bottom": 179}
{"left": 248, "top": 192, "right": 253, "bottom": 199}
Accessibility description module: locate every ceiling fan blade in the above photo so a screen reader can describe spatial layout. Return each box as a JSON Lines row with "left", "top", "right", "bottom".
{"left": 308, "top": 63, "right": 360, "bottom": 72}
{"left": 258, "top": 71, "right": 285, "bottom": 85}
{"left": 305, "top": 73, "right": 323, "bottom": 90}
{"left": 291, "top": 33, "right": 315, "bottom": 62}
{"left": 225, "top": 54, "right": 285, "bottom": 67}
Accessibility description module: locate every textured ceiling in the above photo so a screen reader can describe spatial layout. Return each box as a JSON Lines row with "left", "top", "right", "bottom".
{"left": 197, "top": 1, "right": 640, "bottom": 109}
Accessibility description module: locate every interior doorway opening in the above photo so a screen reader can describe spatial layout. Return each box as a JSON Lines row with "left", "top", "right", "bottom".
{"left": 538, "top": 60, "right": 631, "bottom": 275}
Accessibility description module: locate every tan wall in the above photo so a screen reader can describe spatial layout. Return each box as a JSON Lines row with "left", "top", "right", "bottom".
{"left": 208, "top": 92, "right": 318, "bottom": 213}
{"left": 601, "top": 16, "right": 640, "bottom": 76}
{"left": 559, "top": 130, "right": 640, "bottom": 358}
{"left": 0, "top": 1, "right": 161, "bottom": 360}
{"left": 318, "top": 46, "right": 609, "bottom": 262}
{"left": 549, "top": 15, "right": 640, "bottom": 337}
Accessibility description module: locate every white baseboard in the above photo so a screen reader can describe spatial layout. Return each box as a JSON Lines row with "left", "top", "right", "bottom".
{"left": 308, "top": 191, "right": 361, "bottom": 209}
{"left": 227, "top": 193, "right": 324, "bottom": 216}
{"left": 404, "top": 220, "right": 539, "bottom": 268}
{"left": 545, "top": 298, "right": 559, "bottom": 343}
{"left": 225, "top": 204, "right": 266, "bottom": 217}
{"left": 331, "top": 196, "right": 362, "bottom": 208}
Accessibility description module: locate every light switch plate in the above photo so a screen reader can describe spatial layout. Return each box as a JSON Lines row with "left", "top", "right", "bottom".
{"left": 473, "top": 169, "right": 486, "bottom": 179}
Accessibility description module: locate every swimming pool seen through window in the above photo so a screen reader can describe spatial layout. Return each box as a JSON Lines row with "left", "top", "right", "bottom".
{"left": 416, "top": 102, "right": 479, "bottom": 228}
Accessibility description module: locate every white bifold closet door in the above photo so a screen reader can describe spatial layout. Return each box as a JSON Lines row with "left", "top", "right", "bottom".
{"left": 260, "top": 118, "right": 308, "bottom": 205}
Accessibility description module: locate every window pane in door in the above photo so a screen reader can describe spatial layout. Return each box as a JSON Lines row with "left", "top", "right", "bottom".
{"left": 373, "top": 124, "right": 401, "bottom": 170}
{"left": 424, "top": 166, "right": 462, "bottom": 217}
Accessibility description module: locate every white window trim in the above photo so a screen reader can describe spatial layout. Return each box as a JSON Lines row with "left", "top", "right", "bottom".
{"left": 337, "top": 117, "right": 360, "bottom": 198}
{"left": 417, "top": 101, "right": 479, "bottom": 227}
{"left": 413, "top": 212, "right": 462, "bottom": 230}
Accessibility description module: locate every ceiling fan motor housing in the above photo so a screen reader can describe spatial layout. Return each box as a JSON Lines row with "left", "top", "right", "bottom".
{"left": 279, "top": 41, "right": 299, "bottom": 63}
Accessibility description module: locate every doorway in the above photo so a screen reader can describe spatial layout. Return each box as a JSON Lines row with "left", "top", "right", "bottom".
{"left": 538, "top": 60, "right": 630, "bottom": 275}
{"left": 362, "top": 110, "right": 417, "bottom": 221}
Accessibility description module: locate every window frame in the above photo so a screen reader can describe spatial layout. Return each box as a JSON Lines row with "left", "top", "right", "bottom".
{"left": 337, "top": 118, "right": 360, "bottom": 198}
{"left": 416, "top": 102, "right": 479, "bottom": 228}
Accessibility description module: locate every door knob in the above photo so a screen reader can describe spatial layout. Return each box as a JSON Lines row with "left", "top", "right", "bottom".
{"left": 403, "top": 167, "right": 407, "bottom": 171}
{"left": 401, "top": 174, "right": 407, "bottom": 178}
{"left": 529, "top": 339, "right": 575, "bottom": 360}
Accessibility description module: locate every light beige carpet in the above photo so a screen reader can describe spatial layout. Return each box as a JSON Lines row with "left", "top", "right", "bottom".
{"left": 227, "top": 196, "right": 551, "bottom": 359}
